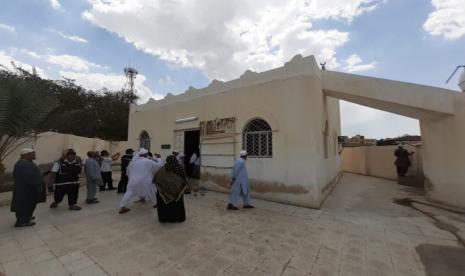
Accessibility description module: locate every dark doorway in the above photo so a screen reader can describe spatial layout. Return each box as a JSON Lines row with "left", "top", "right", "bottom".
{"left": 184, "top": 130, "right": 200, "bottom": 178}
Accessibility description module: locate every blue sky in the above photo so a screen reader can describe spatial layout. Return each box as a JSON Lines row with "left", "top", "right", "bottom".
{"left": 1, "top": 0, "right": 464, "bottom": 138}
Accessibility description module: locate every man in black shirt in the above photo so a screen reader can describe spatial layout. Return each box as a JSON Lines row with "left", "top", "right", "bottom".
{"left": 117, "top": 148, "right": 134, "bottom": 194}
{"left": 49, "top": 149, "right": 82, "bottom": 211}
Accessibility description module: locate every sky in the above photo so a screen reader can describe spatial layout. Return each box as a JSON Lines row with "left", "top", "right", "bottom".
{"left": 0, "top": 0, "right": 464, "bottom": 139}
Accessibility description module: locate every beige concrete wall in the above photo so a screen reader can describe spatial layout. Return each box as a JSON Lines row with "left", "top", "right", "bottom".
{"left": 342, "top": 145, "right": 422, "bottom": 180}
{"left": 109, "top": 141, "right": 128, "bottom": 157}
{"left": 322, "top": 65, "right": 465, "bottom": 209}
{"left": 3, "top": 132, "right": 126, "bottom": 173}
{"left": 421, "top": 93, "right": 465, "bottom": 209}
{"left": 341, "top": 147, "right": 367, "bottom": 175}
{"left": 128, "top": 55, "right": 342, "bottom": 208}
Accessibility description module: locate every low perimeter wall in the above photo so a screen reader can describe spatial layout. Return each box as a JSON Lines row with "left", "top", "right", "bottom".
{"left": 342, "top": 145, "right": 423, "bottom": 181}
{"left": 3, "top": 132, "right": 127, "bottom": 173}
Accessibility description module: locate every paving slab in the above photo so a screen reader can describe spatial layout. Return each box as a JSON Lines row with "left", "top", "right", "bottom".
{"left": 0, "top": 173, "right": 464, "bottom": 275}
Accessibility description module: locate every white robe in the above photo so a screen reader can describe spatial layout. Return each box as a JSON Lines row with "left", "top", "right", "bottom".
{"left": 119, "top": 157, "right": 162, "bottom": 207}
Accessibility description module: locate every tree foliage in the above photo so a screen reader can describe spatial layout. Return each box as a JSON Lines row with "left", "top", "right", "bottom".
{"left": 0, "top": 66, "right": 58, "bottom": 163}
{"left": 0, "top": 65, "right": 138, "bottom": 144}
{"left": 39, "top": 79, "right": 138, "bottom": 140}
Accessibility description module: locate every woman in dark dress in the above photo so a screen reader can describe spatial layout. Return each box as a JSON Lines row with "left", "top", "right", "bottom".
{"left": 154, "top": 155, "right": 189, "bottom": 223}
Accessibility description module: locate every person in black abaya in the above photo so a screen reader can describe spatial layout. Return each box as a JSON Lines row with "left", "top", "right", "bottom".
{"left": 154, "top": 155, "right": 189, "bottom": 223}
{"left": 394, "top": 145, "right": 414, "bottom": 177}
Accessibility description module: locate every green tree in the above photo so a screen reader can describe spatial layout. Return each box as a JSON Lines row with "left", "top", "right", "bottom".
{"left": 38, "top": 81, "right": 138, "bottom": 140}
{"left": 0, "top": 66, "right": 58, "bottom": 189}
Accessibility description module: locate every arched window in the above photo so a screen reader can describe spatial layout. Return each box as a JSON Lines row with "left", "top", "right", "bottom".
{"left": 139, "top": 131, "right": 151, "bottom": 151}
{"left": 243, "top": 118, "right": 272, "bottom": 158}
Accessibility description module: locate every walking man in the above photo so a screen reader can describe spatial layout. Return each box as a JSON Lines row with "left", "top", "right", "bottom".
{"left": 84, "top": 151, "right": 102, "bottom": 204}
{"left": 117, "top": 148, "right": 134, "bottom": 193}
{"left": 50, "top": 149, "right": 82, "bottom": 211}
{"left": 227, "top": 150, "right": 254, "bottom": 210}
{"left": 119, "top": 148, "right": 161, "bottom": 214}
{"left": 10, "top": 149, "right": 43, "bottom": 227}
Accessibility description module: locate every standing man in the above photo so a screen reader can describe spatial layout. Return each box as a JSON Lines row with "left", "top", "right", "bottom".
{"left": 119, "top": 148, "right": 162, "bottom": 214}
{"left": 49, "top": 149, "right": 82, "bottom": 211}
{"left": 173, "top": 150, "right": 185, "bottom": 167}
{"left": 84, "top": 151, "right": 102, "bottom": 204}
{"left": 117, "top": 148, "right": 134, "bottom": 194}
{"left": 394, "top": 144, "right": 415, "bottom": 177}
{"left": 10, "top": 148, "right": 43, "bottom": 227}
{"left": 100, "top": 150, "right": 117, "bottom": 191}
{"left": 189, "top": 151, "right": 200, "bottom": 178}
{"left": 227, "top": 150, "right": 254, "bottom": 210}
{"left": 154, "top": 153, "right": 164, "bottom": 165}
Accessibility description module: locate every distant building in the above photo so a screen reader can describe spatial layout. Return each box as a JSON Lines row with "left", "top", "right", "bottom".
{"left": 343, "top": 135, "right": 377, "bottom": 147}
{"left": 377, "top": 135, "right": 422, "bottom": 146}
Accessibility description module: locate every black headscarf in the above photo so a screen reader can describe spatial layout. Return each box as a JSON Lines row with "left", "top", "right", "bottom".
{"left": 154, "top": 155, "right": 189, "bottom": 204}
{"left": 165, "top": 155, "right": 187, "bottom": 179}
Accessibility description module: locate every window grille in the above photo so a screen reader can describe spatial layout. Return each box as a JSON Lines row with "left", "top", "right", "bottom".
{"left": 139, "top": 131, "right": 151, "bottom": 151}
{"left": 243, "top": 118, "right": 272, "bottom": 158}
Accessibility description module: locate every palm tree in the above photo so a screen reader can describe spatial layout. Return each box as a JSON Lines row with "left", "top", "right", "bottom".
{"left": 0, "top": 66, "right": 57, "bottom": 190}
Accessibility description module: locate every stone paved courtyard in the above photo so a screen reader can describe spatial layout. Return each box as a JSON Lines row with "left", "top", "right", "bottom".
{"left": 0, "top": 173, "right": 464, "bottom": 276}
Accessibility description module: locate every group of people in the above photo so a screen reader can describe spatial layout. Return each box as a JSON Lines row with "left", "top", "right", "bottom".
{"left": 10, "top": 145, "right": 254, "bottom": 227}
{"left": 117, "top": 148, "right": 191, "bottom": 223}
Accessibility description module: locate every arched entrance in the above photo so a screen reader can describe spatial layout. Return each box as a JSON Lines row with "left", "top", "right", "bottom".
{"left": 139, "top": 130, "right": 151, "bottom": 151}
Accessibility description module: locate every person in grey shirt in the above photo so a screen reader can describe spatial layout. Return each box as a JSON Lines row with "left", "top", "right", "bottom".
{"left": 84, "top": 151, "right": 103, "bottom": 204}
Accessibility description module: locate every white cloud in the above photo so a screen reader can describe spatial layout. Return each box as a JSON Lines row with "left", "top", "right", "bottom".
{"left": 47, "top": 54, "right": 100, "bottom": 71}
{"left": 423, "top": 0, "right": 465, "bottom": 40}
{"left": 0, "top": 50, "right": 47, "bottom": 78}
{"left": 56, "top": 31, "right": 88, "bottom": 43}
{"left": 59, "top": 71, "right": 164, "bottom": 104}
{"left": 340, "top": 100, "right": 385, "bottom": 126}
{"left": 49, "top": 0, "right": 61, "bottom": 10}
{"left": 0, "top": 23, "right": 16, "bottom": 33}
{"left": 340, "top": 101, "right": 420, "bottom": 139}
{"left": 344, "top": 54, "right": 376, "bottom": 73}
{"left": 8, "top": 48, "right": 42, "bottom": 59}
{"left": 24, "top": 50, "right": 41, "bottom": 59}
{"left": 0, "top": 48, "right": 160, "bottom": 104}
{"left": 158, "top": 75, "right": 174, "bottom": 86}
{"left": 82, "top": 0, "right": 381, "bottom": 80}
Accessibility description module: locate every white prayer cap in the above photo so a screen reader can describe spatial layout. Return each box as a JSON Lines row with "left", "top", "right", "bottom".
{"left": 20, "top": 148, "right": 35, "bottom": 155}
{"left": 172, "top": 149, "right": 179, "bottom": 154}
{"left": 138, "top": 148, "right": 148, "bottom": 156}
{"left": 240, "top": 150, "right": 248, "bottom": 157}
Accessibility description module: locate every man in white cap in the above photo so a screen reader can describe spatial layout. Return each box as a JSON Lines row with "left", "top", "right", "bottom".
{"left": 119, "top": 148, "right": 162, "bottom": 214}
{"left": 10, "top": 149, "right": 44, "bottom": 227}
{"left": 227, "top": 150, "right": 254, "bottom": 210}
{"left": 173, "top": 150, "right": 185, "bottom": 167}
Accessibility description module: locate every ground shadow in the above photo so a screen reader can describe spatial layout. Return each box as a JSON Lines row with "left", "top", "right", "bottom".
{"left": 416, "top": 244, "right": 465, "bottom": 276}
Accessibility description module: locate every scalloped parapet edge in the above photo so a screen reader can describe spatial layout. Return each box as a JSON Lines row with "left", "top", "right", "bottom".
{"left": 132, "top": 54, "right": 321, "bottom": 112}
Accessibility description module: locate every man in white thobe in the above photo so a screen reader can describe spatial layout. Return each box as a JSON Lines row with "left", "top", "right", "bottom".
{"left": 119, "top": 149, "right": 161, "bottom": 214}
{"left": 227, "top": 150, "right": 254, "bottom": 210}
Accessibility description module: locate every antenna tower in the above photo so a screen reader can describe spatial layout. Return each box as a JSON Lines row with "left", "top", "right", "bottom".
{"left": 124, "top": 66, "right": 138, "bottom": 93}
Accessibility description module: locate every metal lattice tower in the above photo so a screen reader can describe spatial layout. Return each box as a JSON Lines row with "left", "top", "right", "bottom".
{"left": 124, "top": 67, "right": 138, "bottom": 93}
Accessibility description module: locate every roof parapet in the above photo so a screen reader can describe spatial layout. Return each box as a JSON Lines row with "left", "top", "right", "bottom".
{"left": 134, "top": 54, "right": 321, "bottom": 111}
